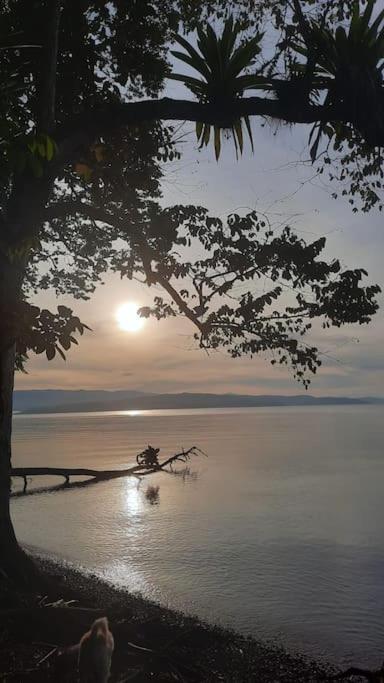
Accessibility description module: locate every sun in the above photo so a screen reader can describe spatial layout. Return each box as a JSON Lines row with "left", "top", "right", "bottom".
{"left": 116, "top": 302, "right": 145, "bottom": 333}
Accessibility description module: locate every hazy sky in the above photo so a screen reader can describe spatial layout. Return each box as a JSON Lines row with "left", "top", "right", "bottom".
{"left": 16, "top": 86, "right": 384, "bottom": 396}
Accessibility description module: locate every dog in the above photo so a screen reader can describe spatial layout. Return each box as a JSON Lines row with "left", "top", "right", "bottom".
{"left": 78, "top": 616, "right": 114, "bottom": 682}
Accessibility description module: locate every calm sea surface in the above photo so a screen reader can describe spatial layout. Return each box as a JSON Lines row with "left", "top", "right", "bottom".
{"left": 11, "top": 406, "right": 384, "bottom": 665}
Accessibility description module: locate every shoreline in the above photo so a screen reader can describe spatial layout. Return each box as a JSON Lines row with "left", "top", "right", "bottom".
{"left": 0, "top": 551, "right": 337, "bottom": 681}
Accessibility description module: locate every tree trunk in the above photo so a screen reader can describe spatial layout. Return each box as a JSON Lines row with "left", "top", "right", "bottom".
{"left": 0, "top": 345, "right": 19, "bottom": 567}
{"left": 0, "top": 2, "right": 62, "bottom": 584}
{"left": 0, "top": 265, "right": 37, "bottom": 584}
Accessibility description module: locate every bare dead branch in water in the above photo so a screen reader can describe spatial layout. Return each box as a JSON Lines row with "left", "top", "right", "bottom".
{"left": 10, "top": 446, "right": 205, "bottom": 498}
{"left": 158, "top": 446, "right": 206, "bottom": 471}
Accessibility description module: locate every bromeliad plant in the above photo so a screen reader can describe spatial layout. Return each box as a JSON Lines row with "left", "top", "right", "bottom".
{"left": 169, "top": 19, "right": 269, "bottom": 159}
{"left": 292, "top": 0, "right": 384, "bottom": 159}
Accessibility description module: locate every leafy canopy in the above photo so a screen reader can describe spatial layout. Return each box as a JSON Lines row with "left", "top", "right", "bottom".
{"left": 29, "top": 197, "right": 380, "bottom": 386}
{"left": 170, "top": 2, "right": 384, "bottom": 211}
{"left": 290, "top": 0, "right": 384, "bottom": 161}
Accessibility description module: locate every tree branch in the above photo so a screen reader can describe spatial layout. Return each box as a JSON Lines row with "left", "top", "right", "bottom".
{"left": 55, "top": 96, "right": 348, "bottom": 168}
{"left": 38, "top": 0, "right": 62, "bottom": 132}
{"left": 44, "top": 201, "right": 124, "bottom": 227}
{"left": 152, "top": 270, "right": 207, "bottom": 334}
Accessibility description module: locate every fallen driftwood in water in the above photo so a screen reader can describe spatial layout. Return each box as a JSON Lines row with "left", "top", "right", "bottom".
{"left": 11, "top": 446, "right": 205, "bottom": 497}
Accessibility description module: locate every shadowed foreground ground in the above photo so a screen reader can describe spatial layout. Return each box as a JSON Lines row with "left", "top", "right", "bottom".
{"left": 0, "top": 554, "right": 340, "bottom": 682}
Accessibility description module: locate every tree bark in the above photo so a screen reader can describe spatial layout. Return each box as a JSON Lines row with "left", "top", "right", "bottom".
{"left": 0, "top": 258, "right": 37, "bottom": 583}
{"left": 0, "top": 2, "right": 61, "bottom": 577}
{"left": 0, "top": 342, "right": 17, "bottom": 547}
{"left": 0, "top": 341, "right": 36, "bottom": 582}
{"left": 0, "top": 1, "right": 62, "bottom": 584}
{"left": 54, "top": 96, "right": 344, "bottom": 174}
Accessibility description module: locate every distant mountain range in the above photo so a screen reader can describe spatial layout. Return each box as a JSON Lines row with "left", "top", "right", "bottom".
{"left": 14, "top": 390, "right": 145, "bottom": 413}
{"left": 13, "top": 390, "right": 384, "bottom": 414}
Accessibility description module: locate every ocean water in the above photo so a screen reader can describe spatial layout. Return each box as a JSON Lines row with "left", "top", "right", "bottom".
{"left": 10, "top": 406, "right": 384, "bottom": 666}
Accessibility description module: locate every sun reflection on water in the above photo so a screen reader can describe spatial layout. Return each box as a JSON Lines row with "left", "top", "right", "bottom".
{"left": 125, "top": 481, "right": 143, "bottom": 517}
{"left": 101, "top": 559, "right": 155, "bottom": 596}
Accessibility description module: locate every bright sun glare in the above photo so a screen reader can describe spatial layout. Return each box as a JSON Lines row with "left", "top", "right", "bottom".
{"left": 116, "top": 302, "right": 145, "bottom": 333}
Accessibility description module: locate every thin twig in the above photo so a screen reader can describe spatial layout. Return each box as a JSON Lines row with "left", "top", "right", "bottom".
{"left": 36, "top": 646, "right": 57, "bottom": 667}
